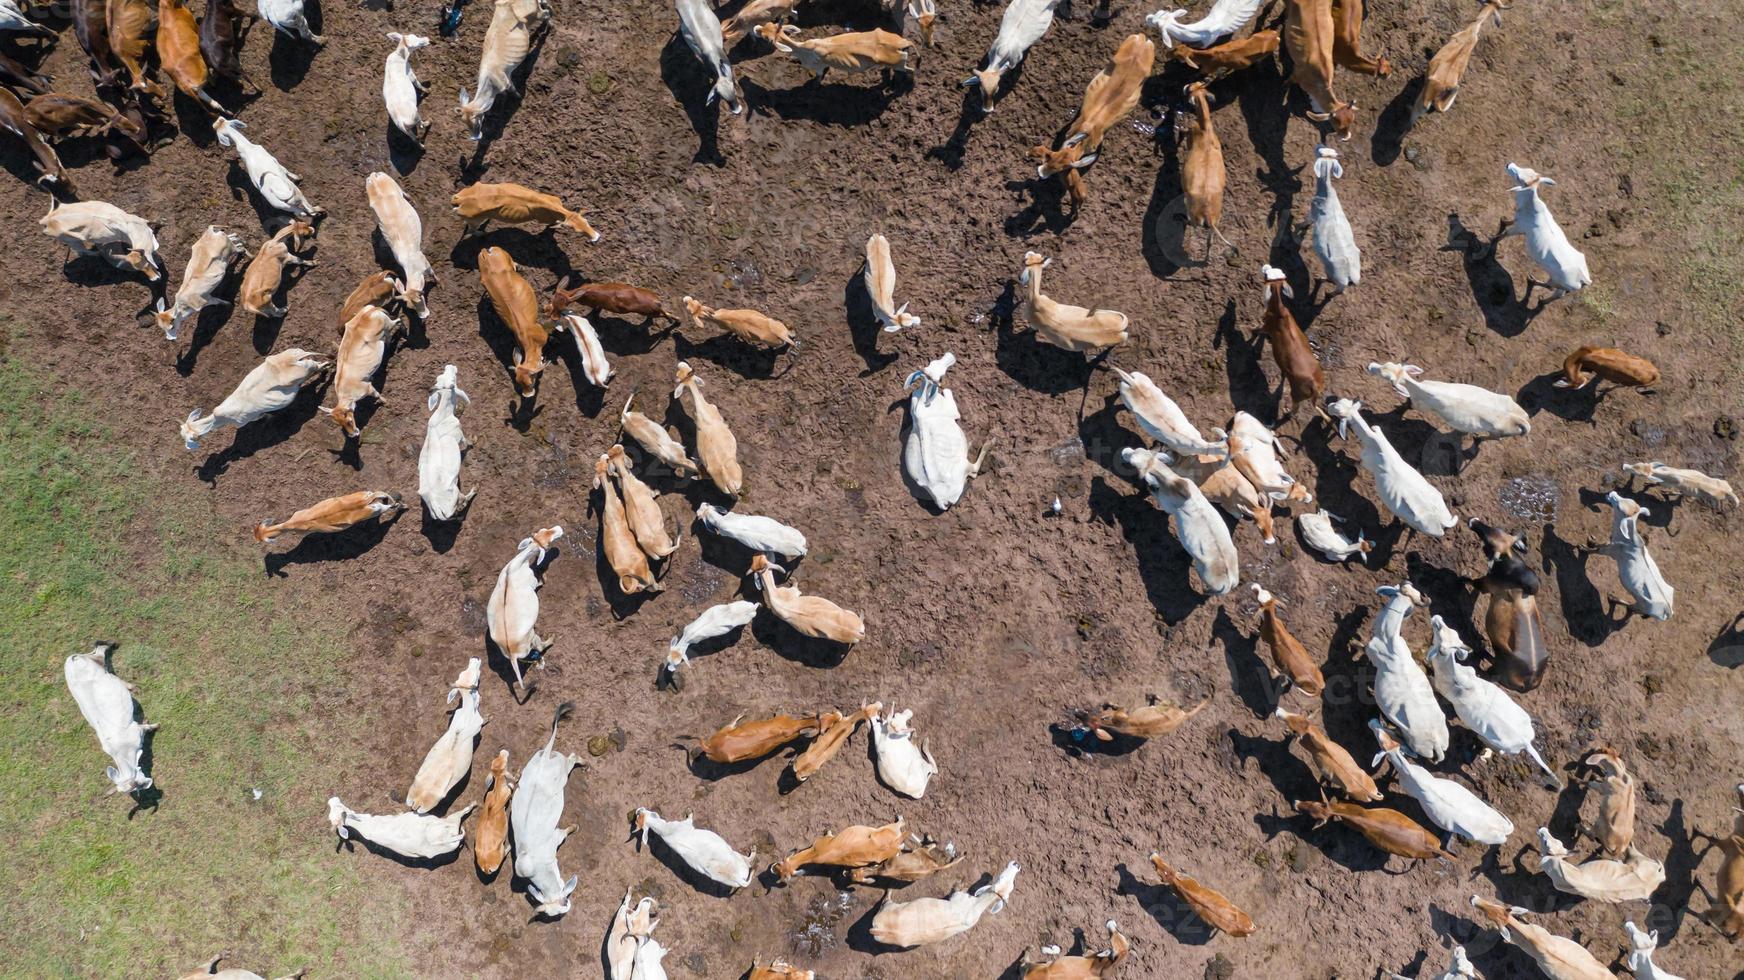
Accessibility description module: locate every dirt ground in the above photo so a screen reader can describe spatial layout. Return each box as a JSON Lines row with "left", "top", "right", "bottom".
{"left": 4, "top": 0, "right": 1744, "bottom": 975}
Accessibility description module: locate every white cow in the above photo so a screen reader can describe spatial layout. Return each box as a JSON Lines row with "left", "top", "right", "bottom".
{"left": 328, "top": 797, "right": 473, "bottom": 859}
{"left": 1145, "top": 0, "right": 1265, "bottom": 48}
{"left": 606, "top": 889, "right": 658, "bottom": 980}
{"left": 1371, "top": 720, "right": 1513, "bottom": 846}
{"left": 405, "top": 683, "right": 484, "bottom": 814}
{"left": 1308, "top": 147, "right": 1360, "bottom": 294}
{"left": 512, "top": 701, "right": 583, "bottom": 916}
{"left": 258, "top": 0, "right": 321, "bottom": 43}
{"left": 182, "top": 348, "right": 329, "bottom": 450}
{"left": 675, "top": 0, "right": 741, "bottom": 114}
{"left": 871, "top": 705, "right": 939, "bottom": 799}
{"left": 366, "top": 171, "right": 434, "bottom": 317}
{"left": 213, "top": 118, "right": 320, "bottom": 220}
{"left": 1296, "top": 510, "right": 1370, "bottom": 563}
{"left": 695, "top": 503, "right": 807, "bottom": 558}
{"left": 664, "top": 600, "right": 760, "bottom": 674}
{"left": 457, "top": 0, "right": 550, "bottom": 140}
{"left": 383, "top": 32, "right": 432, "bottom": 146}
{"left": 1328, "top": 398, "right": 1458, "bottom": 536}
{"left": 965, "top": 0, "right": 1061, "bottom": 112}
{"left": 1366, "top": 362, "right": 1529, "bottom": 440}
{"left": 870, "top": 861, "right": 1020, "bottom": 948}
{"left": 418, "top": 365, "right": 476, "bottom": 521}
{"left": 555, "top": 313, "right": 612, "bottom": 388}
{"left": 39, "top": 199, "right": 162, "bottom": 280}
{"left": 1425, "top": 616, "right": 1557, "bottom": 786}
{"left": 1364, "top": 584, "right": 1448, "bottom": 762}
{"left": 1624, "top": 921, "right": 1685, "bottom": 980}
{"left": 1123, "top": 447, "right": 1239, "bottom": 595}
{"left": 154, "top": 226, "right": 248, "bottom": 340}
{"left": 1113, "top": 367, "right": 1228, "bottom": 458}
{"left": 1494, "top": 163, "right": 1590, "bottom": 300}
{"left": 903, "top": 353, "right": 990, "bottom": 510}
{"left": 64, "top": 643, "right": 155, "bottom": 795}
{"left": 633, "top": 808, "right": 755, "bottom": 889}
{"left": 487, "top": 526, "right": 562, "bottom": 692}
{"left": 865, "top": 233, "right": 920, "bottom": 331}
{"left": 1599, "top": 492, "right": 1673, "bottom": 620}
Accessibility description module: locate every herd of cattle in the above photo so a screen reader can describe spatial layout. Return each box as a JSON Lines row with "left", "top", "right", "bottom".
{"left": 16, "top": 0, "right": 1742, "bottom": 973}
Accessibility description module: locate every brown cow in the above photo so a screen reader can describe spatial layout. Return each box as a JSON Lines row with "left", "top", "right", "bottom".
{"left": 1254, "top": 266, "right": 1326, "bottom": 420}
{"left": 254, "top": 491, "right": 403, "bottom": 543}
{"left": 1168, "top": 30, "right": 1279, "bottom": 77}
{"left": 1282, "top": 0, "right": 1355, "bottom": 139}
{"left": 478, "top": 246, "right": 549, "bottom": 397}
{"left": 1177, "top": 81, "right": 1232, "bottom": 257}
{"left": 474, "top": 749, "right": 513, "bottom": 876}
{"left": 1330, "top": 0, "right": 1389, "bottom": 76}
{"left": 239, "top": 219, "right": 318, "bottom": 318}
{"left": 452, "top": 182, "right": 601, "bottom": 240}
{"left": 107, "top": 0, "right": 166, "bottom": 98}
{"left": 548, "top": 276, "right": 674, "bottom": 324}
{"left": 0, "top": 87, "right": 71, "bottom": 191}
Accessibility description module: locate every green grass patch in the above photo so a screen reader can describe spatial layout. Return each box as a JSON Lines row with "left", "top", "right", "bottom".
{"left": 0, "top": 354, "right": 409, "bottom": 977}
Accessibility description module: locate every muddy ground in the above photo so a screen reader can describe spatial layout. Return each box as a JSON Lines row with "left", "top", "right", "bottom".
{"left": 4, "top": 0, "right": 1743, "bottom": 975}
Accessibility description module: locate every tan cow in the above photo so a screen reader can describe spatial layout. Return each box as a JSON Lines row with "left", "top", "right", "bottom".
{"left": 682, "top": 296, "right": 795, "bottom": 351}
{"left": 321, "top": 305, "right": 399, "bottom": 438}
{"left": 479, "top": 246, "right": 549, "bottom": 398}
{"left": 1177, "top": 81, "right": 1232, "bottom": 257}
{"left": 239, "top": 219, "right": 317, "bottom": 318}
{"left": 757, "top": 24, "right": 916, "bottom": 80}
{"left": 594, "top": 454, "right": 659, "bottom": 595}
{"left": 474, "top": 749, "right": 513, "bottom": 875}
{"left": 673, "top": 361, "right": 742, "bottom": 496}
{"left": 1018, "top": 251, "right": 1128, "bottom": 352}
{"left": 774, "top": 818, "right": 906, "bottom": 881}
{"left": 1282, "top": 0, "right": 1355, "bottom": 139}
{"left": 453, "top": 182, "right": 600, "bottom": 241}
{"left": 1412, "top": 1, "right": 1507, "bottom": 125}
{"left": 1031, "top": 33, "right": 1154, "bottom": 208}
{"left": 157, "top": 0, "right": 225, "bottom": 113}
{"left": 254, "top": 490, "right": 402, "bottom": 543}
{"left": 749, "top": 554, "right": 864, "bottom": 645}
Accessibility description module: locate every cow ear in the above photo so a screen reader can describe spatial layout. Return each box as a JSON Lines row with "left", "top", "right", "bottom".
{"left": 512, "top": 349, "right": 523, "bottom": 364}
{"left": 1094, "top": 729, "right": 1112, "bottom": 742}
{"left": 428, "top": 390, "right": 439, "bottom": 412}
{"left": 106, "top": 766, "right": 120, "bottom": 784}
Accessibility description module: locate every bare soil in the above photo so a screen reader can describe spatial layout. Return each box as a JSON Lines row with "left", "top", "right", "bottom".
{"left": 3, "top": 0, "right": 1743, "bottom": 976}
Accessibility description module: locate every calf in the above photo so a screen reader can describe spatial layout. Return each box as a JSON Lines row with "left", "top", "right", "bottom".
{"left": 64, "top": 642, "right": 156, "bottom": 795}
{"left": 1330, "top": 0, "right": 1389, "bottom": 75}
{"left": 674, "top": 361, "right": 742, "bottom": 495}
{"left": 1145, "top": 0, "right": 1263, "bottom": 48}
{"left": 406, "top": 680, "right": 484, "bottom": 814}
{"left": 1412, "top": 1, "right": 1506, "bottom": 125}
{"left": 1468, "top": 519, "right": 1549, "bottom": 690}
{"left": 474, "top": 750, "right": 513, "bottom": 875}
{"left": 454, "top": 181, "right": 600, "bottom": 240}
{"left": 1254, "top": 266, "right": 1324, "bottom": 419}
{"left": 966, "top": 0, "right": 1061, "bottom": 112}
{"left": 1556, "top": 345, "right": 1658, "bottom": 391}
{"left": 1253, "top": 586, "right": 1323, "bottom": 696}
{"left": 1597, "top": 492, "right": 1673, "bottom": 621}
{"left": 321, "top": 305, "right": 401, "bottom": 438}
{"left": 382, "top": 32, "right": 432, "bottom": 146}
{"left": 239, "top": 219, "right": 317, "bottom": 318}
{"left": 1578, "top": 746, "right": 1636, "bottom": 857}
{"left": 419, "top": 365, "right": 477, "bottom": 521}
{"left": 1469, "top": 897, "right": 1612, "bottom": 978}
{"left": 1362, "top": 583, "right": 1448, "bottom": 761}
{"left": 1295, "top": 510, "right": 1370, "bottom": 562}
{"left": 1018, "top": 251, "right": 1129, "bottom": 352}
{"left": 340, "top": 271, "right": 405, "bottom": 327}
{"left": 366, "top": 171, "right": 435, "bottom": 316}
{"left": 513, "top": 701, "right": 583, "bottom": 916}
{"left": 791, "top": 703, "right": 877, "bottom": 782}
{"left": 479, "top": 246, "right": 549, "bottom": 397}
{"left": 1328, "top": 398, "right": 1457, "bottom": 536}
{"left": 683, "top": 296, "right": 795, "bottom": 350}
{"left": 1623, "top": 461, "right": 1738, "bottom": 510}
{"left": 1166, "top": 29, "right": 1277, "bottom": 76}
{"left": 622, "top": 391, "right": 701, "bottom": 477}
{"left": 1070, "top": 694, "right": 1208, "bottom": 743}
{"left": 1282, "top": 0, "right": 1354, "bottom": 138}
{"left": 864, "top": 233, "right": 921, "bottom": 331}
{"left": 551, "top": 277, "right": 674, "bottom": 324}
{"left": 757, "top": 24, "right": 915, "bottom": 80}
{"left": 849, "top": 833, "right": 962, "bottom": 884}
{"left": 40, "top": 199, "right": 162, "bottom": 279}
{"left": 906, "top": 0, "right": 936, "bottom": 46}
{"left": 182, "top": 348, "right": 330, "bottom": 450}
{"left": 153, "top": 225, "right": 247, "bottom": 340}
{"left": 1493, "top": 163, "right": 1590, "bottom": 301}
{"left": 254, "top": 490, "right": 403, "bottom": 542}
{"left": 676, "top": 0, "right": 741, "bottom": 114}
{"left": 749, "top": 554, "right": 864, "bottom": 644}
{"left": 1032, "top": 33, "right": 1154, "bottom": 208}
{"left": 157, "top": 0, "right": 225, "bottom": 113}
{"left": 1176, "top": 82, "right": 1232, "bottom": 257}
{"left": 1695, "top": 784, "right": 1743, "bottom": 938}
{"left": 871, "top": 862, "right": 1019, "bottom": 947}
{"left": 458, "top": 0, "right": 550, "bottom": 138}
{"left": 488, "top": 526, "right": 563, "bottom": 692}
{"left": 214, "top": 118, "right": 320, "bottom": 220}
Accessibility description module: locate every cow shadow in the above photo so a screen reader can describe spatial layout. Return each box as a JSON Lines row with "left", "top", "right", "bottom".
{"left": 1708, "top": 612, "right": 1744, "bottom": 668}
{"left": 1076, "top": 394, "right": 1143, "bottom": 482}
{"left": 546, "top": 328, "right": 607, "bottom": 419}
{"left": 420, "top": 499, "right": 469, "bottom": 554}
{"left": 267, "top": 28, "right": 319, "bottom": 92}
{"left": 1227, "top": 728, "right": 1315, "bottom": 810}
{"left": 672, "top": 332, "right": 788, "bottom": 381}
{"left": 659, "top": 33, "right": 726, "bottom": 167}
{"left": 171, "top": 302, "right": 240, "bottom": 376}
{"left": 1538, "top": 523, "right": 1620, "bottom": 647}
{"left": 1369, "top": 77, "right": 1422, "bottom": 167}
{"left": 1214, "top": 608, "right": 1285, "bottom": 717}
{"left": 386, "top": 122, "right": 424, "bottom": 175}
{"left": 924, "top": 83, "right": 993, "bottom": 171}
{"left": 842, "top": 268, "right": 899, "bottom": 376}
{"left": 1085, "top": 476, "right": 1209, "bottom": 626}
{"left": 338, "top": 834, "right": 462, "bottom": 870}
{"left": 262, "top": 510, "right": 401, "bottom": 577}
{"left": 1655, "top": 799, "right": 1704, "bottom": 942}
{"left": 741, "top": 72, "right": 911, "bottom": 127}
{"left": 1048, "top": 721, "right": 1148, "bottom": 758}
{"left": 1004, "top": 172, "right": 1077, "bottom": 238}
{"left": 748, "top": 615, "right": 850, "bottom": 670}
{"left": 1442, "top": 214, "right": 1541, "bottom": 338}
